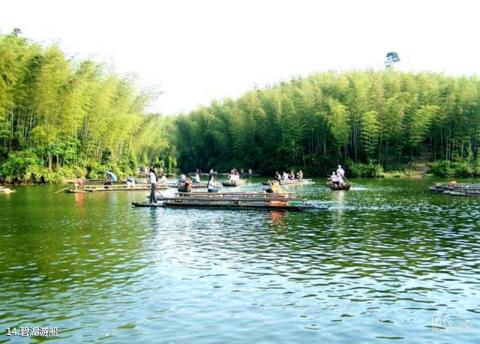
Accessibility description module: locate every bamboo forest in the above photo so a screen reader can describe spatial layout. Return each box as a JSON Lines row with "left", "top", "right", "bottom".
{"left": 2, "top": 31, "right": 480, "bottom": 182}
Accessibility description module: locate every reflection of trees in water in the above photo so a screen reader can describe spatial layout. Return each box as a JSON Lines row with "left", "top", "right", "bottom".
{"left": 0, "top": 190, "right": 149, "bottom": 296}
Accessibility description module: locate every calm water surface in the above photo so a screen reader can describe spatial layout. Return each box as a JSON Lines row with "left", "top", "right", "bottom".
{"left": 0, "top": 179, "right": 479, "bottom": 343}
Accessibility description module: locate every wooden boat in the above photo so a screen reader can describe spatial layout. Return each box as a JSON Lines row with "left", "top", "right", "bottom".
{"left": 133, "top": 192, "right": 319, "bottom": 211}
{"left": 327, "top": 182, "right": 351, "bottom": 191}
{"left": 221, "top": 179, "right": 247, "bottom": 187}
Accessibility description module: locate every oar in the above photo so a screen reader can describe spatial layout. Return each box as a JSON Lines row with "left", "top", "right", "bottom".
{"left": 54, "top": 186, "right": 70, "bottom": 194}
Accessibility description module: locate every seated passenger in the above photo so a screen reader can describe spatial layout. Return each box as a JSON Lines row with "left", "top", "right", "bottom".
{"left": 207, "top": 175, "right": 218, "bottom": 193}
{"left": 178, "top": 174, "right": 188, "bottom": 192}
{"left": 330, "top": 172, "right": 340, "bottom": 186}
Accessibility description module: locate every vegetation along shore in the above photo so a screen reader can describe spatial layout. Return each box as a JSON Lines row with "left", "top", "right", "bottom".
{"left": 1, "top": 31, "right": 480, "bottom": 183}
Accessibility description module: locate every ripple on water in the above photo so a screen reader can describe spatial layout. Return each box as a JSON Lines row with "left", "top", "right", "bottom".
{"left": 0, "top": 182, "right": 479, "bottom": 342}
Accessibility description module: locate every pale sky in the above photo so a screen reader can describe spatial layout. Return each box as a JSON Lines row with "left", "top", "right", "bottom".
{"left": 1, "top": 0, "right": 479, "bottom": 114}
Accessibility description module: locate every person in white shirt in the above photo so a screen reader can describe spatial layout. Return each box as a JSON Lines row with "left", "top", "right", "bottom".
{"left": 148, "top": 169, "right": 158, "bottom": 203}
{"left": 336, "top": 165, "right": 345, "bottom": 178}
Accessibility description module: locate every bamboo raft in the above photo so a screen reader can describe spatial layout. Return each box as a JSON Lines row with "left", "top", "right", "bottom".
{"left": 327, "top": 183, "right": 351, "bottom": 191}
{"left": 133, "top": 191, "right": 319, "bottom": 211}
{"left": 262, "top": 179, "right": 314, "bottom": 186}
{"left": 429, "top": 183, "right": 480, "bottom": 196}
{"left": 65, "top": 183, "right": 168, "bottom": 193}
{"left": 166, "top": 182, "right": 209, "bottom": 189}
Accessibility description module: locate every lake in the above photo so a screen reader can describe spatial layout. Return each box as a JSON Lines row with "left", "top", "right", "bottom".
{"left": 0, "top": 179, "right": 478, "bottom": 343}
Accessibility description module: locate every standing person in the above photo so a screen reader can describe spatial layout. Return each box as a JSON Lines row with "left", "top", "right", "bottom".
{"left": 74, "top": 177, "right": 84, "bottom": 192}
{"left": 148, "top": 168, "right": 158, "bottom": 203}
{"left": 336, "top": 165, "right": 345, "bottom": 179}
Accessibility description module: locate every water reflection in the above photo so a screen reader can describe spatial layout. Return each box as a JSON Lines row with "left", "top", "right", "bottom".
{"left": 329, "top": 189, "right": 346, "bottom": 222}
{"left": 74, "top": 192, "right": 84, "bottom": 208}
{"left": 269, "top": 211, "right": 287, "bottom": 233}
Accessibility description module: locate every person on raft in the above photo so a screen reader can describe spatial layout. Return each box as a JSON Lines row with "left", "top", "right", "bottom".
{"left": 296, "top": 170, "right": 304, "bottom": 181}
{"left": 336, "top": 165, "right": 345, "bottom": 179}
{"left": 266, "top": 180, "right": 284, "bottom": 194}
{"left": 194, "top": 172, "right": 201, "bottom": 184}
{"left": 207, "top": 175, "right": 219, "bottom": 193}
{"left": 178, "top": 174, "right": 192, "bottom": 193}
{"left": 330, "top": 172, "right": 340, "bottom": 187}
{"left": 148, "top": 168, "right": 158, "bottom": 203}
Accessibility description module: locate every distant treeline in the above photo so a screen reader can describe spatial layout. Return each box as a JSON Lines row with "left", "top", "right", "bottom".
{"left": 174, "top": 70, "right": 480, "bottom": 177}
{"left": 2, "top": 30, "right": 480, "bottom": 182}
{"left": 0, "top": 31, "right": 175, "bottom": 183}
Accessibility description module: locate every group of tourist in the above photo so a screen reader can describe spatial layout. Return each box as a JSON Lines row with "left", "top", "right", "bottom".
{"left": 274, "top": 170, "right": 304, "bottom": 182}
{"left": 145, "top": 164, "right": 348, "bottom": 203}
{"left": 329, "top": 165, "right": 346, "bottom": 186}
{"left": 228, "top": 169, "right": 241, "bottom": 182}
{"left": 182, "top": 170, "right": 219, "bottom": 193}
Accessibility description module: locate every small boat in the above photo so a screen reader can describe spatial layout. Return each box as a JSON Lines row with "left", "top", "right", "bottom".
{"left": 221, "top": 179, "right": 247, "bottom": 187}
{"left": 327, "top": 183, "right": 351, "bottom": 191}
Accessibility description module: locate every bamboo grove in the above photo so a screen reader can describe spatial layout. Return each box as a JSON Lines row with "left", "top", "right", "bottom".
{"left": 0, "top": 31, "right": 175, "bottom": 182}
{"left": 175, "top": 71, "right": 480, "bottom": 177}
{"left": 2, "top": 31, "right": 480, "bottom": 182}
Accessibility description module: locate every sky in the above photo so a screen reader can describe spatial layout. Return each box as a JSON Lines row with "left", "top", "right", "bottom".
{"left": 1, "top": 0, "right": 479, "bottom": 114}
